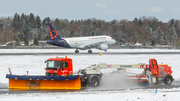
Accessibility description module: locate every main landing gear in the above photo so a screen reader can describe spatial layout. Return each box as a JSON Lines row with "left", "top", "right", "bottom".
{"left": 88, "top": 49, "right": 92, "bottom": 53}
{"left": 75, "top": 49, "right": 92, "bottom": 53}
{"left": 75, "top": 49, "right": 79, "bottom": 53}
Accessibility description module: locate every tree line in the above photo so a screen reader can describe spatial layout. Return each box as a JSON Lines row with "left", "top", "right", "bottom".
{"left": 0, "top": 13, "right": 180, "bottom": 47}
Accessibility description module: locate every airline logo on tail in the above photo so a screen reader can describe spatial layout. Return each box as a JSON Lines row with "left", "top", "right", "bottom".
{"left": 47, "top": 23, "right": 62, "bottom": 40}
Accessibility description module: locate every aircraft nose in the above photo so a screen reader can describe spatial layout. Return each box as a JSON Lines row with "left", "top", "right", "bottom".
{"left": 112, "top": 39, "right": 116, "bottom": 44}
{"left": 108, "top": 39, "right": 116, "bottom": 45}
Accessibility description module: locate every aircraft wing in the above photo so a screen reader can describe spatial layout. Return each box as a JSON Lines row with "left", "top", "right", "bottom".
{"left": 77, "top": 41, "right": 105, "bottom": 49}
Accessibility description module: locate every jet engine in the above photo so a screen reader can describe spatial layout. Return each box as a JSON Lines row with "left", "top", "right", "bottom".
{"left": 97, "top": 44, "right": 108, "bottom": 50}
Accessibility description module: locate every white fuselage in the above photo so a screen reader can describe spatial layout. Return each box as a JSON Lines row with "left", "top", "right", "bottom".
{"left": 64, "top": 35, "right": 116, "bottom": 49}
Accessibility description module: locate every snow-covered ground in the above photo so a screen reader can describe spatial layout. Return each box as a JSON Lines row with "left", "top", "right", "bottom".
{"left": 0, "top": 49, "right": 180, "bottom": 101}
{"left": 1, "top": 89, "right": 180, "bottom": 101}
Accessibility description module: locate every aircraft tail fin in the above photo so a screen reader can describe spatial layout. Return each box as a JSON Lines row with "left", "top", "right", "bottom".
{"left": 46, "top": 23, "right": 62, "bottom": 40}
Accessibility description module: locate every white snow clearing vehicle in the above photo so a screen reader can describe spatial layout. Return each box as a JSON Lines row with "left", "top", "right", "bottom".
{"left": 79, "top": 58, "right": 173, "bottom": 87}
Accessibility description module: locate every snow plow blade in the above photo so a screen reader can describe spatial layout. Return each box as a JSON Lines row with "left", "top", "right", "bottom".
{"left": 6, "top": 74, "right": 81, "bottom": 90}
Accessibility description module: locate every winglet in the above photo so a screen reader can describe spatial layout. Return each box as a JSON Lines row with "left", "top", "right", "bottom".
{"left": 46, "top": 23, "right": 62, "bottom": 40}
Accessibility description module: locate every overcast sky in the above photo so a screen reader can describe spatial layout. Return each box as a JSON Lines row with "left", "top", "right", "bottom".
{"left": 1, "top": 0, "right": 180, "bottom": 22}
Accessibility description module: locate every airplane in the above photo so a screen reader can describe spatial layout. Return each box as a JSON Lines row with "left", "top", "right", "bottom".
{"left": 46, "top": 23, "right": 116, "bottom": 53}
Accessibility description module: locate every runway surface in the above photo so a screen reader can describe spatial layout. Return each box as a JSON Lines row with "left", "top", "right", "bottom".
{"left": 0, "top": 81, "right": 180, "bottom": 94}
{"left": 0, "top": 52, "right": 180, "bottom": 55}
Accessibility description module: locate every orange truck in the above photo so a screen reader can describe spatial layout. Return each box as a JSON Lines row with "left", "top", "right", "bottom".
{"left": 6, "top": 56, "right": 81, "bottom": 90}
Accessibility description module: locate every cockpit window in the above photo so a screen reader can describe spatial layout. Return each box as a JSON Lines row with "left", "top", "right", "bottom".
{"left": 46, "top": 61, "right": 61, "bottom": 70}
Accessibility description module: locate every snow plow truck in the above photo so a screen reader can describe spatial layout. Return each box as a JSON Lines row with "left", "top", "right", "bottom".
{"left": 6, "top": 56, "right": 81, "bottom": 90}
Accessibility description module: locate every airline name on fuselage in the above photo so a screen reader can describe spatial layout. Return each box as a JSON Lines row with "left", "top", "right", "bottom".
{"left": 90, "top": 37, "right": 106, "bottom": 40}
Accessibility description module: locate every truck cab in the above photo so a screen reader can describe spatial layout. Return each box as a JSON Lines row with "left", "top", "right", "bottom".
{"left": 146, "top": 58, "right": 173, "bottom": 85}
{"left": 45, "top": 56, "right": 73, "bottom": 76}
{"left": 148, "top": 58, "right": 173, "bottom": 77}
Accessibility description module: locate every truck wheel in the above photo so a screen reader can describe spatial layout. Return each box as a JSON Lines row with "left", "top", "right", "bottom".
{"left": 164, "top": 76, "right": 173, "bottom": 85}
{"left": 90, "top": 76, "right": 99, "bottom": 87}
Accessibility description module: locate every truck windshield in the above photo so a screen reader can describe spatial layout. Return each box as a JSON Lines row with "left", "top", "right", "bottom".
{"left": 46, "top": 61, "right": 61, "bottom": 70}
